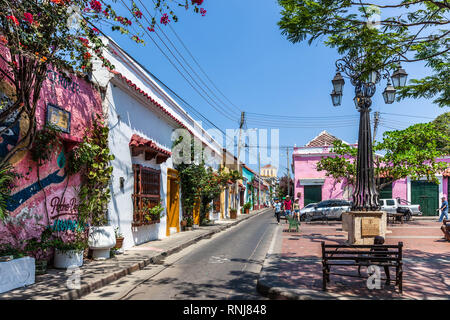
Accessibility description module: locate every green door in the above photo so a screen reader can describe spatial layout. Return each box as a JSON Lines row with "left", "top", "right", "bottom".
{"left": 379, "top": 184, "right": 393, "bottom": 200}
{"left": 411, "top": 181, "right": 439, "bottom": 216}
{"left": 378, "top": 178, "right": 392, "bottom": 199}
{"left": 304, "top": 185, "right": 322, "bottom": 207}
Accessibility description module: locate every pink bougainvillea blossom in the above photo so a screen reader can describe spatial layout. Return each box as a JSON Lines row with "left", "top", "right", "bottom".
{"left": 192, "top": 0, "right": 204, "bottom": 5}
{"left": 160, "top": 13, "right": 170, "bottom": 25}
{"left": 6, "top": 15, "right": 20, "bottom": 26}
{"left": 134, "top": 10, "right": 143, "bottom": 19}
{"left": 24, "top": 12, "right": 34, "bottom": 24}
{"left": 0, "top": 35, "right": 7, "bottom": 45}
{"left": 92, "top": 27, "right": 100, "bottom": 34}
{"left": 200, "top": 8, "right": 207, "bottom": 16}
{"left": 89, "top": 0, "right": 102, "bottom": 12}
{"left": 147, "top": 26, "right": 155, "bottom": 32}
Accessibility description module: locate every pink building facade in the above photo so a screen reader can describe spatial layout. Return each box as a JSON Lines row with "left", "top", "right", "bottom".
{"left": 0, "top": 46, "right": 103, "bottom": 244}
{"left": 293, "top": 131, "right": 450, "bottom": 216}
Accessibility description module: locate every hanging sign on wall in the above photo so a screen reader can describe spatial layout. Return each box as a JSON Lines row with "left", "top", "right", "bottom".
{"left": 46, "top": 103, "right": 71, "bottom": 134}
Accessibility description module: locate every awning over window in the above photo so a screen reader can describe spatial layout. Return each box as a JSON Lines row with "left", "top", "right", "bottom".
{"left": 129, "top": 134, "right": 171, "bottom": 164}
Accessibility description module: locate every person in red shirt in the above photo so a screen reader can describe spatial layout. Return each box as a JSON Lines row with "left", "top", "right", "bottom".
{"left": 283, "top": 195, "right": 292, "bottom": 217}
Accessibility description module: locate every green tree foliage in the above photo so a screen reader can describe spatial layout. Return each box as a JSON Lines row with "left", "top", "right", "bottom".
{"left": 278, "top": 0, "right": 449, "bottom": 106}
{"left": 432, "top": 112, "right": 450, "bottom": 154}
{"left": 276, "top": 175, "right": 293, "bottom": 199}
{"left": 174, "top": 135, "right": 241, "bottom": 225}
{"left": 317, "top": 120, "right": 450, "bottom": 191}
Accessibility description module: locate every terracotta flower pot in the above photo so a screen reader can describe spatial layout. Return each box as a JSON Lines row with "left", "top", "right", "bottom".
{"left": 245, "top": 208, "right": 249, "bottom": 214}
{"left": 115, "top": 237, "right": 124, "bottom": 249}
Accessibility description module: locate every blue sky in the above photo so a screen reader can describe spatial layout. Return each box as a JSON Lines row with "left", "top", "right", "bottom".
{"left": 99, "top": 0, "right": 448, "bottom": 176}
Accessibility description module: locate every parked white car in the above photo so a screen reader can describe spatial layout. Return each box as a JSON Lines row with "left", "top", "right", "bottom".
{"left": 380, "top": 198, "right": 422, "bottom": 221}
{"left": 300, "top": 199, "right": 351, "bottom": 221}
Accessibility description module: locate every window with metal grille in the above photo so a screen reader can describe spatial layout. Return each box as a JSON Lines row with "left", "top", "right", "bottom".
{"left": 132, "top": 164, "right": 161, "bottom": 226}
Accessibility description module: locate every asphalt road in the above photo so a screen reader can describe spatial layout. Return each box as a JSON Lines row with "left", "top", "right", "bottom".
{"left": 82, "top": 208, "right": 278, "bottom": 300}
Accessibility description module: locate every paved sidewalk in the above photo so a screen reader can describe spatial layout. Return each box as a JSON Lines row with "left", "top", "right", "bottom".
{"left": 0, "top": 208, "right": 269, "bottom": 300}
{"left": 257, "top": 219, "right": 450, "bottom": 300}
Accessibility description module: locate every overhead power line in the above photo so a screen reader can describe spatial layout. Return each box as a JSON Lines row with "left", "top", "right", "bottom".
{"left": 118, "top": 0, "right": 237, "bottom": 122}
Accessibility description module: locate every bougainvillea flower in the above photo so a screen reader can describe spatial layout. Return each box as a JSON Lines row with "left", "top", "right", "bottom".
{"left": 6, "top": 15, "right": 19, "bottom": 26}
{"left": 160, "top": 13, "right": 170, "bottom": 25}
{"left": 200, "top": 8, "right": 206, "bottom": 16}
{"left": 0, "top": 35, "right": 7, "bottom": 45}
{"left": 134, "top": 10, "right": 143, "bottom": 19}
{"left": 192, "top": 0, "right": 204, "bottom": 5}
{"left": 92, "top": 27, "right": 100, "bottom": 34}
{"left": 147, "top": 26, "right": 155, "bottom": 32}
{"left": 89, "top": 0, "right": 102, "bottom": 12}
{"left": 24, "top": 12, "right": 34, "bottom": 24}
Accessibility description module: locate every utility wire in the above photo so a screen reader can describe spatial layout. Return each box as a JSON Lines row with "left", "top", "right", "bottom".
{"left": 118, "top": 0, "right": 237, "bottom": 122}
{"left": 145, "top": 0, "right": 242, "bottom": 116}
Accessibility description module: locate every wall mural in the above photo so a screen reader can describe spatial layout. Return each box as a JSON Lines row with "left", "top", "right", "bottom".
{"left": 0, "top": 67, "right": 102, "bottom": 241}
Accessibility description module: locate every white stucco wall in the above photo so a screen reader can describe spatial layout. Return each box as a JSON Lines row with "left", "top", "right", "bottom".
{"left": 105, "top": 82, "right": 178, "bottom": 250}
{"left": 91, "top": 38, "right": 225, "bottom": 249}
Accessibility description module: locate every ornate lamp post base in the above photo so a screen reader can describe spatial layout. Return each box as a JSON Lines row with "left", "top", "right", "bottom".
{"left": 342, "top": 211, "right": 387, "bottom": 245}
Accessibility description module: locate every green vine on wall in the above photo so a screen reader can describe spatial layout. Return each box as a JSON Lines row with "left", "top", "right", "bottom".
{"left": 0, "top": 165, "right": 19, "bottom": 220}
{"left": 68, "top": 114, "right": 114, "bottom": 227}
{"left": 173, "top": 134, "right": 242, "bottom": 225}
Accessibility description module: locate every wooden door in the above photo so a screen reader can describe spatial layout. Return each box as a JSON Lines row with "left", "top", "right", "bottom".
{"left": 411, "top": 181, "right": 439, "bottom": 216}
{"left": 193, "top": 199, "right": 200, "bottom": 226}
{"left": 166, "top": 169, "right": 180, "bottom": 236}
{"left": 304, "top": 185, "right": 322, "bottom": 207}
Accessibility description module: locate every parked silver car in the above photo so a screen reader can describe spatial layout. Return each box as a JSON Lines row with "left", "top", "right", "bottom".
{"left": 300, "top": 199, "right": 351, "bottom": 221}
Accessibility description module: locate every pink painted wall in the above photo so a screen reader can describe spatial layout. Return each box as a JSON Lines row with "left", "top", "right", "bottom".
{"left": 294, "top": 155, "right": 351, "bottom": 208}
{"left": 0, "top": 46, "right": 103, "bottom": 248}
{"left": 392, "top": 178, "right": 407, "bottom": 200}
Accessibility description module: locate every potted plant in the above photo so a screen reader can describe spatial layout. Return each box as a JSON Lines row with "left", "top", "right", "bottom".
{"left": 114, "top": 227, "right": 124, "bottom": 249}
{"left": 243, "top": 202, "right": 252, "bottom": 214}
{"left": 144, "top": 201, "right": 165, "bottom": 223}
{"left": 24, "top": 228, "right": 52, "bottom": 275}
{"left": 230, "top": 208, "right": 237, "bottom": 219}
{"left": 180, "top": 219, "right": 188, "bottom": 231}
{"left": 52, "top": 232, "right": 88, "bottom": 269}
{"left": 68, "top": 115, "right": 116, "bottom": 260}
{"left": 185, "top": 216, "right": 194, "bottom": 231}
{"left": 0, "top": 244, "right": 35, "bottom": 294}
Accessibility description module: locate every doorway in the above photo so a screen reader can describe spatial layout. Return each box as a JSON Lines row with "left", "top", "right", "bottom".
{"left": 411, "top": 180, "right": 439, "bottom": 216}
{"left": 166, "top": 168, "right": 180, "bottom": 236}
{"left": 304, "top": 185, "right": 322, "bottom": 207}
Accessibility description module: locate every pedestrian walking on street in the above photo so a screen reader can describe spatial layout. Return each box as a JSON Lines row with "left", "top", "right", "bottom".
{"left": 437, "top": 196, "right": 448, "bottom": 222}
{"left": 293, "top": 198, "right": 300, "bottom": 221}
{"left": 283, "top": 195, "right": 292, "bottom": 217}
{"left": 274, "top": 200, "right": 282, "bottom": 224}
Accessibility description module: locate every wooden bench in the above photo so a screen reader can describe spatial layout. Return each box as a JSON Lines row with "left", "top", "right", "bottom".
{"left": 321, "top": 242, "right": 403, "bottom": 293}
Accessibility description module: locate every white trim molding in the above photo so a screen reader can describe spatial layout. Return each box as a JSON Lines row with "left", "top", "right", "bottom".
{"left": 299, "top": 178, "right": 325, "bottom": 186}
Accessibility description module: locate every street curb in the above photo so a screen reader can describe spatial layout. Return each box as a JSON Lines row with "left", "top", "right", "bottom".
{"left": 59, "top": 208, "right": 270, "bottom": 300}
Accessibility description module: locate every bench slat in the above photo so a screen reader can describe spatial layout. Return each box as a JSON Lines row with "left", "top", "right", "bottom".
{"left": 323, "top": 256, "right": 401, "bottom": 261}
{"left": 324, "top": 250, "right": 400, "bottom": 255}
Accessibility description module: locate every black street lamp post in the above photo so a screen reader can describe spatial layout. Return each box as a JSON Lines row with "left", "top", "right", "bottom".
{"left": 330, "top": 55, "right": 407, "bottom": 211}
